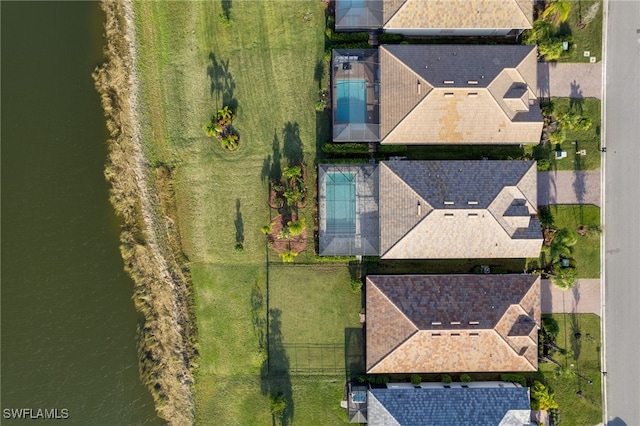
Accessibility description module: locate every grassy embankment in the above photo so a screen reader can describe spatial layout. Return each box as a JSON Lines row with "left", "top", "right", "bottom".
{"left": 93, "top": 1, "right": 197, "bottom": 424}
{"left": 134, "top": 1, "right": 358, "bottom": 424}
{"left": 556, "top": 0, "right": 603, "bottom": 63}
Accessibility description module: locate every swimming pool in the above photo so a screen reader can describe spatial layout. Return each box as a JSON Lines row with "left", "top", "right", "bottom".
{"left": 336, "top": 79, "right": 366, "bottom": 124}
{"left": 326, "top": 172, "right": 356, "bottom": 234}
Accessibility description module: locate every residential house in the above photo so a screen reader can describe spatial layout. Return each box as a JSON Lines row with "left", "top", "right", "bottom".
{"left": 366, "top": 382, "right": 533, "bottom": 426}
{"left": 332, "top": 45, "right": 543, "bottom": 144}
{"left": 335, "top": 0, "right": 534, "bottom": 36}
{"left": 365, "top": 274, "right": 541, "bottom": 374}
{"left": 319, "top": 160, "right": 543, "bottom": 259}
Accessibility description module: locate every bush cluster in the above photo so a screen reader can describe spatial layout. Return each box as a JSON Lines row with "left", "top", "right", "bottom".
{"left": 500, "top": 373, "right": 527, "bottom": 387}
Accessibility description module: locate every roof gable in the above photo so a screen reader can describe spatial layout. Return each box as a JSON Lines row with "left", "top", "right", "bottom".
{"left": 368, "top": 387, "right": 531, "bottom": 426}
{"left": 366, "top": 275, "right": 540, "bottom": 373}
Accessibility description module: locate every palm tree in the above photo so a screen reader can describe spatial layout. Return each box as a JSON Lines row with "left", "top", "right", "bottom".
{"left": 524, "top": 19, "right": 555, "bottom": 44}
{"left": 550, "top": 228, "right": 578, "bottom": 260}
{"left": 542, "top": 0, "right": 572, "bottom": 26}
{"left": 287, "top": 217, "right": 306, "bottom": 236}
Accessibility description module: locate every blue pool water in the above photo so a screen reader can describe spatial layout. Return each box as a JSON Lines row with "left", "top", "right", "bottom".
{"left": 336, "top": 79, "right": 366, "bottom": 124}
{"left": 326, "top": 172, "right": 356, "bottom": 234}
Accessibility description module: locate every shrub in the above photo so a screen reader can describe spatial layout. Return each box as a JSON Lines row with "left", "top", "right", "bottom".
{"left": 282, "top": 166, "right": 302, "bottom": 180}
{"left": 549, "top": 127, "right": 566, "bottom": 145}
{"left": 377, "top": 144, "right": 408, "bottom": 153}
{"left": 441, "top": 374, "right": 452, "bottom": 384}
{"left": 350, "top": 278, "right": 363, "bottom": 294}
{"left": 460, "top": 374, "right": 471, "bottom": 383}
{"left": 270, "top": 393, "right": 287, "bottom": 417}
{"left": 410, "top": 374, "right": 422, "bottom": 386}
{"left": 287, "top": 217, "right": 306, "bottom": 236}
{"left": 321, "top": 142, "right": 369, "bottom": 155}
{"left": 234, "top": 243, "right": 244, "bottom": 252}
{"left": 538, "top": 206, "right": 554, "bottom": 227}
{"left": 261, "top": 221, "right": 274, "bottom": 235}
{"left": 537, "top": 159, "right": 551, "bottom": 171}
{"left": 280, "top": 249, "right": 298, "bottom": 263}
{"left": 539, "top": 38, "right": 565, "bottom": 61}
{"left": 315, "top": 99, "right": 327, "bottom": 112}
{"left": 377, "top": 32, "right": 404, "bottom": 43}
{"left": 530, "top": 380, "right": 559, "bottom": 411}
{"left": 500, "top": 373, "right": 527, "bottom": 387}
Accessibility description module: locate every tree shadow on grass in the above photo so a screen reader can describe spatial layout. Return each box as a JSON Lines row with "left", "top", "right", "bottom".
{"left": 569, "top": 80, "right": 584, "bottom": 114}
{"left": 262, "top": 309, "right": 294, "bottom": 426}
{"left": 262, "top": 130, "right": 283, "bottom": 183}
{"left": 282, "top": 122, "right": 304, "bottom": 166}
{"left": 345, "top": 328, "right": 365, "bottom": 381}
{"left": 206, "top": 52, "right": 237, "bottom": 111}
{"left": 314, "top": 59, "right": 325, "bottom": 90}
{"left": 221, "top": 0, "right": 232, "bottom": 20}
{"left": 234, "top": 198, "right": 244, "bottom": 249}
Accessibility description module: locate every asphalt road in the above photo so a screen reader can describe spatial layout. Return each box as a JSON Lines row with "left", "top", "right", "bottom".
{"left": 603, "top": 1, "right": 640, "bottom": 425}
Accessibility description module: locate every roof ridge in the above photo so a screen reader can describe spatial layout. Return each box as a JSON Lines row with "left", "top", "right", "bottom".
{"left": 383, "top": 0, "right": 409, "bottom": 26}
{"left": 367, "top": 329, "right": 419, "bottom": 374}
{"left": 514, "top": 0, "right": 534, "bottom": 26}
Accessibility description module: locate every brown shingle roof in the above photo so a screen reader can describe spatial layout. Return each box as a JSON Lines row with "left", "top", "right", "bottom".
{"left": 378, "top": 160, "right": 543, "bottom": 259}
{"left": 365, "top": 274, "right": 540, "bottom": 374}
{"left": 383, "top": 0, "right": 533, "bottom": 31}
{"left": 379, "top": 45, "right": 542, "bottom": 144}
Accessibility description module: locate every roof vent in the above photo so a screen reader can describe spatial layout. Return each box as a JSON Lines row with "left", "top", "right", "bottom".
{"left": 432, "top": 333, "right": 441, "bottom": 337}
{"left": 467, "top": 201, "right": 478, "bottom": 205}
{"left": 469, "top": 321, "right": 480, "bottom": 325}
{"left": 444, "top": 80, "right": 454, "bottom": 84}
{"left": 468, "top": 80, "right": 478, "bottom": 85}
{"left": 450, "top": 321, "right": 461, "bottom": 325}
{"left": 417, "top": 200, "right": 422, "bottom": 216}
{"left": 451, "top": 333, "right": 461, "bottom": 337}
{"left": 468, "top": 92, "right": 478, "bottom": 97}
{"left": 417, "top": 80, "right": 422, "bottom": 95}
{"left": 443, "top": 201, "right": 454, "bottom": 205}
{"left": 470, "top": 332, "right": 480, "bottom": 336}
{"left": 431, "top": 321, "right": 442, "bottom": 326}
{"left": 444, "top": 92, "right": 454, "bottom": 97}
{"left": 444, "top": 213, "right": 454, "bottom": 218}
{"left": 468, "top": 213, "right": 478, "bottom": 218}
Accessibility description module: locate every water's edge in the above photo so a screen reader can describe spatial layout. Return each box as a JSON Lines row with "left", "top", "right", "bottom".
{"left": 92, "top": 1, "right": 198, "bottom": 424}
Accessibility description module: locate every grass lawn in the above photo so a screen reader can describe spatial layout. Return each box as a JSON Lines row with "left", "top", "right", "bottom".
{"left": 133, "top": 2, "right": 357, "bottom": 423}
{"left": 537, "top": 314, "right": 603, "bottom": 426}
{"left": 541, "top": 205, "right": 601, "bottom": 278}
{"left": 526, "top": 98, "right": 601, "bottom": 171}
{"left": 555, "top": 0, "right": 603, "bottom": 63}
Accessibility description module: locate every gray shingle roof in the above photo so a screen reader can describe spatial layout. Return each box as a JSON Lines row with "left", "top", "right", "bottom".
{"left": 368, "top": 387, "right": 531, "bottom": 426}
{"left": 378, "top": 160, "right": 543, "bottom": 259}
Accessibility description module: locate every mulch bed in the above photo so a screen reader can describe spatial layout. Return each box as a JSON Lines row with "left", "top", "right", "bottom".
{"left": 267, "top": 214, "right": 307, "bottom": 254}
{"left": 543, "top": 228, "right": 557, "bottom": 246}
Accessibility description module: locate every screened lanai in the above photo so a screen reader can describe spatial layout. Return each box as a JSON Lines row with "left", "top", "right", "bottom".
{"left": 319, "top": 164, "right": 379, "bottom": 256}
{"left": 335, "top": 0, "right": 383, "bottom": 31}
{"left": 332, "top": 49, "right": 380, "bottom": 142}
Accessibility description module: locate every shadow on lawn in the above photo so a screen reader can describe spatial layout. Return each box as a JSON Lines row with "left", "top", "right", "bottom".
{"left": 206, "top": 52, "right": 237, "bottom": 111}
{"left": 344, "top": 328, "right": 365, "bottom": 380}
{"left": 221, "top": 0, "right": 232, "bottom": 20}
{"left": 282, "top": 122, "right": 304, "bottom": 165}
{"left": 262, "top": 308, "right": 294, "bottom": 426}
{"left": 262, "top": 130, "right": 283, "bottom": 183}
{"left": 234, "top": 198, "right": 244, "bottom": 250}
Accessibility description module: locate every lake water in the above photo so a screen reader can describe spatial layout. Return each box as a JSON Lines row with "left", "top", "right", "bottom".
{"left": 1, "top": 2, "right": 161, "bottom": 424}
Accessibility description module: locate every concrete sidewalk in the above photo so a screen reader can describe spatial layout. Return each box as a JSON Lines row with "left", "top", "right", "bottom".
{"left": 538, "top": 170, "right": 601, "bottom": 207}
{"left": 538, "top": 62, "right": 602, "bottom": 99}
{"left": 541, "top": 279, "right": 601, "bottom": 316}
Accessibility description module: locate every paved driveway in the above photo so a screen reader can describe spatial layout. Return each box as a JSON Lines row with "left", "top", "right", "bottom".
{"left": 538, "top": 170, "right": 601, "bottom": 207}
{"left": 538, "top": 62, "right": 602, "bottom": 99}
{"left": 541, "top": 279, "right": 601, "bottom": 315}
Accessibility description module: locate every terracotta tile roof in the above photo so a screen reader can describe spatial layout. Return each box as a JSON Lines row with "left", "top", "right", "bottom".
{"left": 378, "top": 160, "right": 543, "bottom": 259}
{"left": 383, "top": 0, "right": 533, "bottom": 31}
{"left": 379, "top": 45, "right": 542, "bottom": 144}
{"left": 365, "top": 274, "right": 541, "bottom": 374}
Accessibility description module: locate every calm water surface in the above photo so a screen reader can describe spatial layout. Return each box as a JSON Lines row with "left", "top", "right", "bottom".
{"left": 1, "top": 2, "right": 161, "bottom": 424}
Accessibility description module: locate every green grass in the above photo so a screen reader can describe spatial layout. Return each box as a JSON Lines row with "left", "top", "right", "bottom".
{"left": 555, "top": 0, "right": 603, "bottom": 63}
{"left": 133, "top": 2, "right": 356, "bottom": 423}
{"left": 538, "top": 314, "right": 603, "bottom": 425}
{"left": 526, "top": 98, "right": 601, "bottom": 171}
{"left": 541, "top": 205, "right": 601, "bottom": 278}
